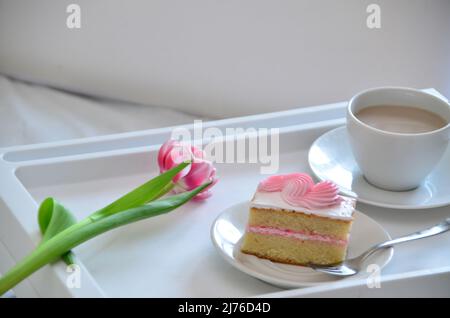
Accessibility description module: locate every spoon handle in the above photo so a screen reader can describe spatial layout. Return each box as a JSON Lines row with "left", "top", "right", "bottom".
{"left": 360, "top": 218, "right": 450, "bottom": 262}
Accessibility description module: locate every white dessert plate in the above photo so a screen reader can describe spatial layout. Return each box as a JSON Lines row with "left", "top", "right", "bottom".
{"left": 308, "top": 126, "right": 450, "bottom": 209}
{"left": 211, "top": 201, "right": 393, "bottom": 289}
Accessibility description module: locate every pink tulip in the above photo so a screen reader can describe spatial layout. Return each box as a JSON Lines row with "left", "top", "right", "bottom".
{"left": 157, "top": 139, "right": 218, "bottom": 200}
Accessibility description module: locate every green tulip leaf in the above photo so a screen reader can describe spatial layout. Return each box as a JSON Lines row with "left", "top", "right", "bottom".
{"left": 0, "top": 161, "right": 210, "bottom": 296}
{"left": 89, "top": 160, "right": 190, "bottom": 221}
{"left": 38, "top": 197, "right": 77, "bottom": 265}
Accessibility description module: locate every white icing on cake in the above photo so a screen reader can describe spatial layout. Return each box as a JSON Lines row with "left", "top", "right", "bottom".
{"left": 250, "top": 191, "right": 355, "bottom": 221}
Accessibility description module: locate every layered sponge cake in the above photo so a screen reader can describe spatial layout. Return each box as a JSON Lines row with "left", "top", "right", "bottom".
{"left": 241, "top": 173, "right": 355, "bottom": 266}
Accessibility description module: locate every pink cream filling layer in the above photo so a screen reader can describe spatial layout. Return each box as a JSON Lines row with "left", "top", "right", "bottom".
{"left": 247, "top": 225, "right": 348, "bottom": 247}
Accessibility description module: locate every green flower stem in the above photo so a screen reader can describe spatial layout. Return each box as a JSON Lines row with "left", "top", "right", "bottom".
{"left": 0, "top": 182, "right": 209, "bottom": 296}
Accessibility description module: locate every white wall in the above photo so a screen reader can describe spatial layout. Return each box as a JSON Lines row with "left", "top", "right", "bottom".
{"left": 0, "top": 0, "right": 449, "bottom": 118}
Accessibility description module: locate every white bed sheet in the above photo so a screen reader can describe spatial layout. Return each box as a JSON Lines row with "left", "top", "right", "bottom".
{"left": 0, "top": 75, "right": 204, "bottom": 148}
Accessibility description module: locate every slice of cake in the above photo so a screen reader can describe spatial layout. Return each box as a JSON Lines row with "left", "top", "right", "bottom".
{"left": 241, "top": 173, "right": 355, "bottom": 266}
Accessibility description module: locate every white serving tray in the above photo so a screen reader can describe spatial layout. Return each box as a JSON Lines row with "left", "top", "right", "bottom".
{"left": 1, "top": 89, "right": 449, "bottom": 298}
{"left": 262, "top": 266, "right": 450, "bottom": 298}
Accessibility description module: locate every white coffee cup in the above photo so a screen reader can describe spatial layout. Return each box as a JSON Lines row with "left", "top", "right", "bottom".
{"left": 347, "top": 87, "right": 450, "bottom": 191}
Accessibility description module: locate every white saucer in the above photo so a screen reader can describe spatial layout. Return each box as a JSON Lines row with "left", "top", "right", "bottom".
{"left": 211, "top": 201, "right": 392, "bottom": 289}
{"left": 308, "top": 126, "right": 450, "bottom": 210}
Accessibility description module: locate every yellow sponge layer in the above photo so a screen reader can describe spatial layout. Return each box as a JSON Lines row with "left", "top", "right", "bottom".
{"left": 248, "top": 208, "right": 352, "bottom": 240}
{"left": 241, "top": 232, "right": 346, "bottom": 266}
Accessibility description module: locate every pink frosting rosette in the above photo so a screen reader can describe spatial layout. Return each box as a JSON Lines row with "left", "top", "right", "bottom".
{"left": 257, "top": 173, "right": 342, "bottom": 209}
